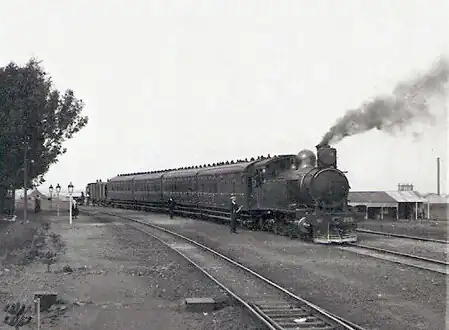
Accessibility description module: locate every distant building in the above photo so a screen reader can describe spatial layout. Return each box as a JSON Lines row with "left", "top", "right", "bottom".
{"left": 28, "top": 189, "right": 48, "bottom": 200}
{"left": 348, "top": 190, "right": 428, "bottom": 220}
{"left": 418, "top": 193, "right": 448, "bottom": 221}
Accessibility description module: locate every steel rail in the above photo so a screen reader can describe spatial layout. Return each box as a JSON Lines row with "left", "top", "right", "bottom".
{"left": 341, "top": 243, "right": 449, "bottom": 275}
{"left": 93, "top": 210, "right": 365, "bottom": 330}
{"left": 356, "top": 228, "right": 448, "bottom": 244}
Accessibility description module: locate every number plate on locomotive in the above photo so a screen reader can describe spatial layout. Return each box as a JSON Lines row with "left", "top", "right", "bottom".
{"left": 343, "top": 217, "right": 353, "bottom": 223}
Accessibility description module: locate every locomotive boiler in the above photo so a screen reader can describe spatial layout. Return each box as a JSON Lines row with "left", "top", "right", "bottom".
{"left": 86, "top": 144, "right": 357, "bottom": 244}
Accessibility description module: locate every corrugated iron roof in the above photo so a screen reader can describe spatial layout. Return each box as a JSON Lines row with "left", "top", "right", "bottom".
{"left": 348, "top": 191, "right": 397, "bottom": 205}
{"left": 385, "top": 191, "right": 426, "bottom": 203}
{"left": 420, "top": 193, "right": 449, "bottom": 204}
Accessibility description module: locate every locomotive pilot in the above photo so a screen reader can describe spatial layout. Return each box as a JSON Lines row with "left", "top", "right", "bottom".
{"left": 230, "top": 195, "right": 242, "bottom": 233}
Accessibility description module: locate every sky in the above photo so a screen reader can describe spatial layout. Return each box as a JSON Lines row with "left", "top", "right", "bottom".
{"left": 1, "top": 0, "right": 448, "bottom": 195}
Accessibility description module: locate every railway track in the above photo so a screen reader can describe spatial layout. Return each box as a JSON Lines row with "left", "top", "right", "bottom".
{"left": 90, "top": 210, "right": 365, "bottom": 330}
{"left": 356, "top": 228, "right": 448, "bottom": 244}
{"left": 340, "top": 243, "right": 449, "bottom": 275}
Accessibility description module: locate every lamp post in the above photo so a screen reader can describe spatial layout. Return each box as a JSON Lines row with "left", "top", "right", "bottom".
{"left": 68, "top": 182, "right": 74, "bottom": 225}
{"left": 49, "top": 185, "right": 54, "bottom": 210}
{"left": 56, "top": 184, "right": 61, "bottom": 216}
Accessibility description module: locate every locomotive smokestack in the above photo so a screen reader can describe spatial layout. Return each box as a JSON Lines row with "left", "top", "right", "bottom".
{"left": 315, "top": 143, "right": 337, "bottom": 168}
{"left": 437, "top": 157, "right": 441, "bottom": 196}
{"left": 315, "top": 143, "right": 329, "bottom": 151}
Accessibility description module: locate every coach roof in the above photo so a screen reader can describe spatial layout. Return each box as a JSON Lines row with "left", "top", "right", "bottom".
{"left": 163, "top": 168, "right": 201, "bottom": 178}
{"left": 197, "top": 162, "right": 252, "bottom": 176}
{"left": 133, "top": 171, "right": 167, "bottom": 181}
{"left": 108, "top": 175, "right": 136, "bottom": 182}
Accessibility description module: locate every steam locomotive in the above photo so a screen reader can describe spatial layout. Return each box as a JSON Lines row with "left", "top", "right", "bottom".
{"left": 86, "top": 144, "right": 357, "bottom": 244}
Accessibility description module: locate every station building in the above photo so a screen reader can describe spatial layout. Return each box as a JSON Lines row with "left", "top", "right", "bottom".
{"left": 348, "top": 184, "right": 448, "bottom": 221}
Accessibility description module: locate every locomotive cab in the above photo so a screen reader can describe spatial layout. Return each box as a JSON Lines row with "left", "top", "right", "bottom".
{"left": 249, "top": 155, "right": 300, "bottom": 211}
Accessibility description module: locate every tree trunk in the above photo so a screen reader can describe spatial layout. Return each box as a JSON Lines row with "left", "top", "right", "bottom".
{"left": 0, "top": 186, "right": 5, "bottom": 215}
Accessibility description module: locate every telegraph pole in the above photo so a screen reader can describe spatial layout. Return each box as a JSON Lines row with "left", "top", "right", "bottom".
{"left": 437, "top": 157, "right": 441, "bottom": 196}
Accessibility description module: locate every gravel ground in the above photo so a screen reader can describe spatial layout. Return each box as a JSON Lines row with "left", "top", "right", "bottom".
{"left": 358, "top": 219, "right": 448, "bottom": 241}
{"left": 0, "top": 211, "right": 262, "bottom": 330}
{"left": 357, "top": 232, "right": 448, "bottom": 261}
{"left": 87, "top": 207, "right": 447, "bottom": 330}
{"left": 0, "top": 208, "right": 48, "bottom": 267}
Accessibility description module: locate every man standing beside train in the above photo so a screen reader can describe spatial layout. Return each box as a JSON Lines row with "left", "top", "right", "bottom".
{"left": 230, "top": 195, "right": 242, "bottom": 234}
{"left": 168, "top": 197, "right": 176, "bottom": 219}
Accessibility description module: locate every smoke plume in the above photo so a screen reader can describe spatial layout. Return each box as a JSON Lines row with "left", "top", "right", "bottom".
{"left": 319, "top": 57, "right": 449, "bottom": 146}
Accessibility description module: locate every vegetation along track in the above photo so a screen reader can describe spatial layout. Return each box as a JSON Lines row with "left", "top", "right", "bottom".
{"left": 356, "top": 228, "right": 448, "bottom": 244}
{"left": 88, "top": 209, "right": 365, "bottom": 330}
{"left": 340, "top": 243, "right": 449, "bottom": 275}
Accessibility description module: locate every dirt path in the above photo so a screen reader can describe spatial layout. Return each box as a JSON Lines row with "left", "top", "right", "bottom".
{"left": 0, "top": 213, "right": 260, "bottom": 329}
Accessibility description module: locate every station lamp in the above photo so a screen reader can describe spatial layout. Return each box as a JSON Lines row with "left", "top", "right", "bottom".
{"left": 68, "top": 182, "right": 74, "bottom": 195}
